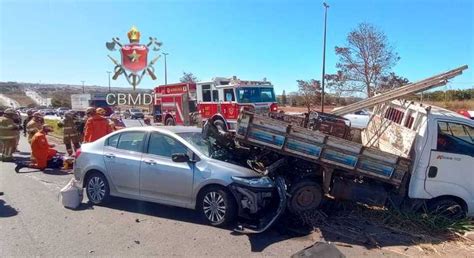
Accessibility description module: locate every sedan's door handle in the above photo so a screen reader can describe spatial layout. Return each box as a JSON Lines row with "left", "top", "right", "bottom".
{"left": 105, "top": 153, "right": 115, "bottom": 159}
{"left": 144, "top": 159, "right": 157, "bottom": 165}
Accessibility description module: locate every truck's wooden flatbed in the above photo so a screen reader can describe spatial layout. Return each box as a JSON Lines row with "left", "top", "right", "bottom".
{"left": 235, "top": 111, "right": 411, "bottom": 186}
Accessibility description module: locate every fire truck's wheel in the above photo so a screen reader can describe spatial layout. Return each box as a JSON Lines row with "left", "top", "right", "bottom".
{"left": 287, "top": 179, "right": 323, "bottom": 214}
{"left": 165, "top": 117, "right": 175, "bottom": 126}
{"left": 213, "top": 119, "right": 227, "bottom": 132}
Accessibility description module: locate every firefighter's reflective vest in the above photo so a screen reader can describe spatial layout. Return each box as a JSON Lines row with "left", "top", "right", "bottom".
{"left": 0, "top": 116, "right": 18, "bottom": 140}
{"left": 26, "top": 120, "right": 43, "bottom": 142}
{"left": 61, "top": 118, "right": 80, "bottom": 142}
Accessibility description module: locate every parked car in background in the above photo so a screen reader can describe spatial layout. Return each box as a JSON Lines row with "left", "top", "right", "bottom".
{"left": 332, "top": 107, "right": 371, "bottom": 129}
{"left": 56, "top": 107, "right": 70, "bottom": 116}
{"left": 74, "top": 126, "right": 273, "bottom": 227}
{"left": 124, "top": 108, "right": 145, "bottom": 119}
{"left": 343, "top": 109, "right": 371, "bottom": 129}
{"left": 40, "top": 109, "right": 56, "bottom": 116}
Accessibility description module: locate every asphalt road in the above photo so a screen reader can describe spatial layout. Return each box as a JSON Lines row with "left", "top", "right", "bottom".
{"left": 1, "top": 134, "right": 467, "bottom": 257}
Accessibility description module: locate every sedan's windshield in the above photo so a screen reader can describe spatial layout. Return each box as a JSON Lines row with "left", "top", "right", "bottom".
{"left": 236, "top": 87, "right": 276, "bottom": 103}
{"left": 177, "top": 132, "right": 210, "bottom": 157}
{"left": 130, "top": 109, "right": 141, "bottom": 112}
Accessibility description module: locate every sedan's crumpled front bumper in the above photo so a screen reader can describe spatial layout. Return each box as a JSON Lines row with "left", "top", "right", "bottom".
{"left": 230, "top": 176, "right": 287, "bottom": 234}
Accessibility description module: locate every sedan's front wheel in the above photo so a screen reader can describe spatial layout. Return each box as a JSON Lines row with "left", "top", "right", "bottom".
{"left": 86, "top": 172, "right": 110, "bottom": 205}
{"left": 198, "top": 186, "right": 236, "bottom": 227}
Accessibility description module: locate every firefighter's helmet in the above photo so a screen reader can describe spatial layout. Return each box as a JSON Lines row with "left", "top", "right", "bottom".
{"left": 33, "top": 112, "right": 44, "bottom": 118}
{"left": 86, "top": 107, "right": 96, "bottom": 115}
{"left": 65, "top": 110, "right": 75, "bottom": 117}
{"left": 96, "top": 108, "right": 106, "bottom": 115}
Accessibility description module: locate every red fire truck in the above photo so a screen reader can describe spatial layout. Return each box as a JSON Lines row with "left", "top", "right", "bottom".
{"left": 153, "top": 77, "right": 278, "bottom": 130}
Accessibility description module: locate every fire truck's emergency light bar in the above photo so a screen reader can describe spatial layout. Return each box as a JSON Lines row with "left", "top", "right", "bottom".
{"left": 227, "top": 76, "right": 272, "bottom": 86}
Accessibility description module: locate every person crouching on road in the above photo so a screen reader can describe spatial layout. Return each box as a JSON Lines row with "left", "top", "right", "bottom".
{"left": 0, "top": 108, "right": 21, "bottom": 162}
{"left": 26, "top": 112, "right": 44, "bottom": 144}
{"left": 83, "top": 107, "right": 112, "bottom": 143}
{"left": 58, "top": 111, "right": 81, "bottom": 156}
{"left": 15, "top": 125, "right": 57, "bottom": 172}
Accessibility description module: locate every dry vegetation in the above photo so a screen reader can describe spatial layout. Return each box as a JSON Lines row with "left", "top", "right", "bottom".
{"left": 285, "top": 201, "right": 474, "bottom": 256}
{"left": 2, "top": 92, "right": 36, "bottom": 107}
{"left": 424, "top": 100, "right": 474, "bottom": 110}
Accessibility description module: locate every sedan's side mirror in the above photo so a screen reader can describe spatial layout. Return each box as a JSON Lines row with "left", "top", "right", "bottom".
{"left": 172, "top": 153, "right": 190, "bottom": 163}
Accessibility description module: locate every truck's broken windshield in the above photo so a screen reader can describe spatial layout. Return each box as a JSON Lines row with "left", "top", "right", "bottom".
{"left": 236, "top": 87, "right": 275, "bottom": 103}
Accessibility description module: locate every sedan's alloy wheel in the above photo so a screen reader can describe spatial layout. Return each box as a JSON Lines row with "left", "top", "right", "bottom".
{"left": 87, "top": 176, "right": 106, "bottom": 203}
{"left": 203, "top": 191, "right": 226, "bottom": 223}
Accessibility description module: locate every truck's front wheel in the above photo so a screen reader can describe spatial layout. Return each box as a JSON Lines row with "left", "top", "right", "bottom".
{"left": 428, "top": 198, "right": 466, "bottom": 220}
{"left": 165, "top": 117, "right": 175, "bottom": 126}
{"left": 287, "top": 179, "right": 323, "bottom": 214}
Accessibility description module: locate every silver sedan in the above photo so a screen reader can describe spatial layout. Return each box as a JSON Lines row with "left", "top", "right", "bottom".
{"left": 73, "top": 126, "right": 275, "bottom": 226}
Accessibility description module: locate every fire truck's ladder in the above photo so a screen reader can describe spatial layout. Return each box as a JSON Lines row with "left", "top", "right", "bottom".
{"left": 330, "top": 65, "right": 468, "bottom": 116}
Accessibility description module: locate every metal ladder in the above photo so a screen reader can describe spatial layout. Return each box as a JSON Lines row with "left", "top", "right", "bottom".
{"left": 330, "top": 65, "right": 468, "bottom": 116}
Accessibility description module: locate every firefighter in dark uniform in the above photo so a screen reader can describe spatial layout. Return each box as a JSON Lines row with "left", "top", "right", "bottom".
{"left": 57, "top": 111, "right": 81, "bottom": 156}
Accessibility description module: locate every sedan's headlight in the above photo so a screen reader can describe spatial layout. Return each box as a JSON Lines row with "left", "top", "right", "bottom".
{"left": 231, "top": 176, "right": 275, "bottom": 188}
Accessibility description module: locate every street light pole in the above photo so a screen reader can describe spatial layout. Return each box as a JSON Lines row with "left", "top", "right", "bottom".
{"left": 81, "top": 81, "right": 85, "bottom": 94}
{"left": 321, "top": 2, "right": 329, "bottom": 112}
{"left": 107, "top": 71, "right": 112, "bottom": 92}
{"left": 163, "top": 52, "right": 169, "bottom": 85}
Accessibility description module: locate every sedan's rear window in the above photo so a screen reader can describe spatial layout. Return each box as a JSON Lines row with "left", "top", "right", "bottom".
{"left": 106, "top": 133, "right": 120, "bottom": 148}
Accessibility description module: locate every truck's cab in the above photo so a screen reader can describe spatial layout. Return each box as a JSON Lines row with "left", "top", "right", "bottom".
{"left": 365, "top": 100, "right": 474, "bottom": 217}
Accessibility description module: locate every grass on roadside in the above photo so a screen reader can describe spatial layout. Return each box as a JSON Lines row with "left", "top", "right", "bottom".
{"left": 293, "top": 200, "right": 474, "bottom": 248}
{"left": 44, "top": 118, "right": 63, "bottom": 139}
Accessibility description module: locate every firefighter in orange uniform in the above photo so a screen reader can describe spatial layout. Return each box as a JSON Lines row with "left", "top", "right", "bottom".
{"left": 15, "top": 125, "right": 57, "bottom": 172}
{"left": 83, "top": 107, "right": 112, "bottom": 143}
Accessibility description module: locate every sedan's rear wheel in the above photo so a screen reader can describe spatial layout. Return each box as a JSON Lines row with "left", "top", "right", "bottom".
{"left": 198, "top": 186, "right": 236, "bottom": 227}
{"left": 86, "top": 172, "right": 110, "bottom": 205}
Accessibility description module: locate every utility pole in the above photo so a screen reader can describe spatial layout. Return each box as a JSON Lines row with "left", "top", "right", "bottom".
{"left": 321, "top": 2, "right": 329, "bottom": 112}
{"left": 163, "top": 52, "right": 169, "bottom": 85}
{"left": 107, "top": 71, "right": 112, "bottom": 92}
{"left": 81, "top": 81, "right": 85, "bottom": 94}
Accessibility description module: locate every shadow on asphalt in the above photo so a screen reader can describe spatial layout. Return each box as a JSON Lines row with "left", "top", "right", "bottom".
{"left": 0, "top": 199, "right": 18, "bottom": 217}
{"left": 91, "top": 196, "right": 308, "bottom": 252}
{"left": 77, "top": 196, "right": 455, "bottom": 252}
{"left": 96, "top": 196, "right": 208, "bottom": 226}
{"left": 16, "top": 168, "right": 71, "bottom": 176}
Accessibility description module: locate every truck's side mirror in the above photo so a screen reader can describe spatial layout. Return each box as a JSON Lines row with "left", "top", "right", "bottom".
{"left": 172, "top": 153, "right": 190, "bottom": 163}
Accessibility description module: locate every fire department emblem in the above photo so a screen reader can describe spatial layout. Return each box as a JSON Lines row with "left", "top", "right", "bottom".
{"left": 106, "top": 26, "right": 162, "bottom": 90}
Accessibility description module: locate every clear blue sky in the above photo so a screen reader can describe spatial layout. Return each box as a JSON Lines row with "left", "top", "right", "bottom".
{"left": 0, "top": 0, "right": 473, "bottom": 94}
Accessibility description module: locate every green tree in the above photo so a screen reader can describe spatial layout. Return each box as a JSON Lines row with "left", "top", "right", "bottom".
{"left": 297, "top": 79, "right": 321, "bottom": 113}
{"left": 334, "top": 23, "right": 400, "bottom": 97}
{"left": 180, "top": 72, "right": 198, "bottom": 83}
{"left": 378, "top": 73, "right": 409, "bottom": 92}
